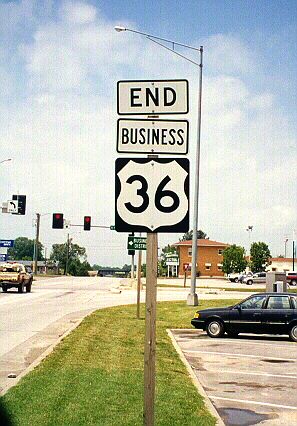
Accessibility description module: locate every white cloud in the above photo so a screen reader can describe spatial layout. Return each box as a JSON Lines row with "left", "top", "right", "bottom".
{"left": 60, "top": 1, "right": 97, "bottom": 24}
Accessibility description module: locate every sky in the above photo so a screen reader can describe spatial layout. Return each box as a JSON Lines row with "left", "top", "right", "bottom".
{"left": 0, "top": 0, "right": 296, "bottom": 266}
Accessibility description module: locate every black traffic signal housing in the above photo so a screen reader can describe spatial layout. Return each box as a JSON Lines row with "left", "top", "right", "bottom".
{"left": 12, "top": 195, "right": 26, "bottom": 215}
{"left": 84, "top": 216, "right": 91, "bottom": 231}
{"left": 52, "top": 213, "right": 64, "bottom": 229}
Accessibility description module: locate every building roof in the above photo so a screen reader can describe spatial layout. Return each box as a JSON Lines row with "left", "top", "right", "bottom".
{"left": 173, "top": 239, "right": 229, "bottom": 247}
{"left": 270, "top": 257, "right": 293, "bottom": 262}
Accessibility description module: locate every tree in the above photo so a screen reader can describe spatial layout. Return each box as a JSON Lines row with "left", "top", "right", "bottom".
{"left": 222, "top": 245, "right": 248, "bottom": 275}
{"left": 50, "top": 241, "right": 87, "bottom": 275}
{"left": 180, "top": 229, "right": 208, "bottom": 241}
{"left": 8, "top": 237, "right": 44, "bottom": 261}
{"left": 250, "top": 242, "right": 271, "bottom": 272}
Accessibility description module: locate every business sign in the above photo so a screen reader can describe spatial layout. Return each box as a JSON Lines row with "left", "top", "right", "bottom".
{"left": 0, "top": 240, "right": 14, "bottom": 248}
{"left": 117, "top": 80, "right": 189, "bottom": 115}
{"left": 117, "top": 119, "right": 189, "bottom": 155}
{"left": 115, "top": 158, "right": 189, "bottom": 233}
{"left": 165, "top": 254, "right": 179, "bottom": 266}
{"left": 0, "top": 253, "right": 7, "bottom": 262}
{"left": 127, "top": 236, "right": 147, "bottom": 250}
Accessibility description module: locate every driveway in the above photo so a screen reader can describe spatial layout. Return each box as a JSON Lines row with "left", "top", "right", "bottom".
{"left": 170, "top": 329, "right": 297, "bottom": 425}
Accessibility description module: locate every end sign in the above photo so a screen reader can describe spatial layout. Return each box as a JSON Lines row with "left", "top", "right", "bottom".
{"left": 117, "top": 79, "right": 189, "bottom": 115}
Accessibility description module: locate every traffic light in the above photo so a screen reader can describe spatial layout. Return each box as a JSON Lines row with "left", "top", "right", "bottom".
{"left": 12, "top": 195, "right": 26, "bottom": 215}
{"left": 52, "top": 213, "right": 64, "bottom": 229}
{"left": 84, "top": 216, "right": 91, "bottom": 231}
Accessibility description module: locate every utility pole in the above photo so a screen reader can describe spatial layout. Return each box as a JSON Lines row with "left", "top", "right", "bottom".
{"left": 65, "top": 233, "right": 70, "bottom": 275}
{"left": 33, "top": 213, "right": 40, "bottom": 275}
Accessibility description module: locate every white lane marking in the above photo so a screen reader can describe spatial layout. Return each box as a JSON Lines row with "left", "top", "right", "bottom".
{"left": 199, "top": 369, "right": 297, "bottom": 380}
{"left": 184, "top": 350, "right": 296, "bottom": 362}
{"left": 209, "top": 396, "right": 297, "bottom": 410}
{"left": 196, "top": 339, "right": 294, "bottom": 348}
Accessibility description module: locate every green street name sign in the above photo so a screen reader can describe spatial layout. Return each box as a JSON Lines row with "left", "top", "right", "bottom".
{"left": 127, "top": 236, "right": 147, "bottom": 250}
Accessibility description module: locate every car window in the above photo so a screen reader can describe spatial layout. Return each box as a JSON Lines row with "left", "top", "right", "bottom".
{"left": 266, "top": 296, "right": 291, "bottom": 310}
{"left": 240, "top": 295, "right": 266, "bottom": 309}
{"left": 291, "top": 297, "right": 297, "bottom": 309}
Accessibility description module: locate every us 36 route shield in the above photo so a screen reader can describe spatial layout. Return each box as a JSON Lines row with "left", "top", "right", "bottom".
{"left": 115, "top": 158, "right": 189, "bottom": 233}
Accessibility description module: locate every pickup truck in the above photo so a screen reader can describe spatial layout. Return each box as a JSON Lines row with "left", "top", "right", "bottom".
{"left": 0, "top": 263, "right": 33, "bottom": 293}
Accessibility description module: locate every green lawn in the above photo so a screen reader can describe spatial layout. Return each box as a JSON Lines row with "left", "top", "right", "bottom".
{"left": 0, "top": 299, "right": 237, "bottom": 426}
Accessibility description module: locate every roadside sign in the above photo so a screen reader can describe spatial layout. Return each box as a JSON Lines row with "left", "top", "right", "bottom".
{"left": 117, "top": 80, "right": 189, "bottom": 115}
{"left": 165, "top": 254, "right": 179, "bottom": 266}
{"left": 117, "top": 118, "right": 189, "bottom": 155}
{"left": 115, "top": 158, "right": 189, "bottom": 233}
{"left": 0, "top": 240, "right": 14, "bottom": 248}
{"left": 7, "top": 200, "right": 18, "bottom": 213}
{"left": 0, "top": 254, "right": 7, "bottom": 262}
{"left": 127, "top": 236, "right": 147, "bottom": 250}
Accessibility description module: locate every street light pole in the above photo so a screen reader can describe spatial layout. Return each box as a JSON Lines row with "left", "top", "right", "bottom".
{"left": 187, "top": 46, "right": 203, "bottom": 307}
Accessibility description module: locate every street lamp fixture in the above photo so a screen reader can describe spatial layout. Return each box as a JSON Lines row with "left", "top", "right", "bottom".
{"left": 114, "top": 26, "right": 126, "bottom": 32}
{"left": 115, "top": 25, "right": 203, "bottom": 306}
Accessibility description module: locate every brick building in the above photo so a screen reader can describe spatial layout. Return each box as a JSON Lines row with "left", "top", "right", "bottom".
{"left": 173, "top": 239, "right": 229, "bottom": 277}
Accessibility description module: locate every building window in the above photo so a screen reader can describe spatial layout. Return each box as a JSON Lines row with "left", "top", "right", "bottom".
{"left": 188, "top": 248, "right": 192, "bottom": 256}
{"left": 272, "top": 268, "right": 277, "bottom": 271}
{"left": 218, "top": 249, "right": 223, "bottom": 255}
{"left": 217, "top": 264, "right": 223, "bottom": 271}
{"left": 205, "top": 263, "right": 211, "bottom": 271}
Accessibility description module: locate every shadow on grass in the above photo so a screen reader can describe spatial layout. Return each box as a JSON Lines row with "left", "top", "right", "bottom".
{"left": 0, "top": 399, "right": 14, "bottom": 426}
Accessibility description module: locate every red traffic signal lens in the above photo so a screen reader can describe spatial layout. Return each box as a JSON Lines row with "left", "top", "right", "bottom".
{"left": 85, "top": 217, "right": 91, "bottom": 222}
{"left": 55, "top": 214, "right": 61, "bottom": 219}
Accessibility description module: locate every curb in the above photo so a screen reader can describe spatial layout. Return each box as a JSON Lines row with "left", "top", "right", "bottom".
{"left": 167, "top": 329, "right": 225, "bottom": 426}
{"left": 0, "top": 314, "right": 88, "bottom": 396}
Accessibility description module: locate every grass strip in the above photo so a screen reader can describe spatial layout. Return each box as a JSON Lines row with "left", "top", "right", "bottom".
{"left": 0, "top": 299, "right": 238, "bottom": 425}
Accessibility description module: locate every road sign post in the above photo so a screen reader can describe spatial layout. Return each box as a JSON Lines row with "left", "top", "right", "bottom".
{"left": 116, "top": 77, "right": 189, "bottom": 426}
{"left": 143, "top": 232, "right": 157, "bottom": 426}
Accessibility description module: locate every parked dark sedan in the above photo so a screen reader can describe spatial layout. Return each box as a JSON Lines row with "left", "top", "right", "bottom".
{"left": 191, "top": 293, "right": 297, "bottom": 342}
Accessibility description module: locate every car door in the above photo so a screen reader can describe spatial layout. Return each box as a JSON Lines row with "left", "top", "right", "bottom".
{"left": 229, "top": 295, "right": 267, "bottom": 333}
{"left": 261, "top": 295, "right": 294, "bottom": 334}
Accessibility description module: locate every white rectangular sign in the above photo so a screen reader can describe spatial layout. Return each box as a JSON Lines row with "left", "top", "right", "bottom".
{"left": 117, "top": 119, "right": 189, "bottom": 154}
{"left": 117, "top": 80, "right": 189, "bottom": 115}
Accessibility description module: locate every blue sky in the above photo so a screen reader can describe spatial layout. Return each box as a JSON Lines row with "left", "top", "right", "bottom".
{"left": 0, "top": 0, "right": 296, "bottom": 266}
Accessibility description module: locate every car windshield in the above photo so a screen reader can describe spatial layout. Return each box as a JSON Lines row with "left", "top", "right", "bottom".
{"left": 240, "top": 295, "right": 266, "bottom": 309}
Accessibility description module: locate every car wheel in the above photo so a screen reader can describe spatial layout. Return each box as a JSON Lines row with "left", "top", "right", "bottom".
{"left": 206, "top": 320, "right": 225, "bottom": 338}
{"left": 289, "top": 325, "right": 297, "bottom": 342}
{"left": 2, "top": 285, "right": 7, "bottom": 293}
{"left": 234, "top": 278, "right": 239, "bottom": 283}
{"left": 247, "top": 280, "right": 253, "bottom": 285}
{"left": 290, "top": 280, "right": 297, "bottom": 286}
{"left": 26, "top": 281, "right": 32, "bottom": 293}
{"left": 227, "top": 331, "right": 239, "bottom": 338}
{"left": 18, "top": 283, "right": 24, "bottom": 293}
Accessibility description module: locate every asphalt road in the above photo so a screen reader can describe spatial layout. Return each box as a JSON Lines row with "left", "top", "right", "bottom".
{"left": 0, "top": 276, "right": 252, "bottom": 394}
{"left": 172, "top": 329, "right": 297, "bottom": 426}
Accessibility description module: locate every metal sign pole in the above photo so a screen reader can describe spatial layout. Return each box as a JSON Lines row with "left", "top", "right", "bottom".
{"left": 143, "top": 232, "right": 157, "bottom": 425}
